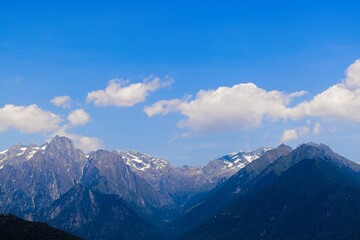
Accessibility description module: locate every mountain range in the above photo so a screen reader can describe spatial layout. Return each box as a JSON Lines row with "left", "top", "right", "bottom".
{"left": 0, "top": 136, "right": 359, "bottom": 239}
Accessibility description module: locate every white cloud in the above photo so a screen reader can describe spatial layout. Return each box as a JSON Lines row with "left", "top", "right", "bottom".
{"left": 145, "top": 83, "right": 306, "bottom": 132}
{"left": 76, "top": 136, "right": 102, "bottom": 152}
{"left": 0, "top": 103, "right": 99, "bottom": 152}
{"left": 0, "top": 104, "right": 62, "bottom": 133}
{"left": 87, "top": 75, "right": 173, "bottom": 107}
{"left": 145, "top": 59, "right": 360, "bottom": 134}
{"left": 281, "top": 126, "right": 310, "bottom": 142}
{"left": 294, "top": 59, "right": 360, "bottom": 121}
{"left": 144, "top": 99, "right": 184, "bottom": 117}
{"left": 345, "top": 59, "right": 360, "bottom": 88}
{"left": 67, "top": 109, "right": 90, "bottom": 126}
{"left": 50, "top": 96, "right": 72, "bottom": 108}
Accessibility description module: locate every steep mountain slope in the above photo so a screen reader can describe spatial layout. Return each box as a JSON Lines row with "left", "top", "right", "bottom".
{"left": 0, "top": 142, "right": 47, "bottom": 168}
{"left": 119, "top": 150, "right": 170, "bottom": 172}
{"left": 171, "top": 144, "right": 292, "bottom": 236}
{"left": 0, "top": 136, "right": 87, "bottom": 219}
{"left": 0, "top": 214, "right": 81, "bottom": 240}
{"left": 43, "top": 184, "right": 162, "bottom": 240}
{"left": 202, "top": 147, "right": 271, "bottom": 183}
{"left": 80, "top": 149, "right": 176, "bottom": 228}
{"left": 182, "top": 143, "right": 360, "bottom": 240}
{"left": 119, "top": 148, "right": 271, "bottom": 213}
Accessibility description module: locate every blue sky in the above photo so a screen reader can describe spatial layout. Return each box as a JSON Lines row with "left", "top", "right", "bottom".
{"left": 1, "top": 1, "right": 360, "bottom": 165}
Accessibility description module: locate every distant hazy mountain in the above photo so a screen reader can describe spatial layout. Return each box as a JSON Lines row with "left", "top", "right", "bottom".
{"left": 181, "top": 143, "right": 360, "bottom": 240}
{"left": 0, "top": 214, "right": 81, "bottom": 240}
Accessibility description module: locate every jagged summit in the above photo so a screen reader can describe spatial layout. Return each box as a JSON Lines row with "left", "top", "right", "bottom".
{"left": 293, "top": 142, "right": 360, "bottom": 171}
{"left": 0, "top": 142, "right": 47, "bottom": 168}
{"left": 118, "top": 150, "right": 170, "bottom": 171}
{"left": 293, "top": 142, "right": 343, "bottom": 160}
{"left": 221, "top": 147, "right": 271, "bottom": 163}
{"left": 201, "top": 147, "right": 271, "bottom": 179}
{"left": 46, "top": 136, "right": 76, "bottom": 152}
{"left": 278, "top": 143, "right": 290, "bottom": 148}
{"left": 8, "top": 142, "right": 25, "bottom": 150}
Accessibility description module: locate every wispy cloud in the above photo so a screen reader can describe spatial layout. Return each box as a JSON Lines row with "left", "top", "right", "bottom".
{"left": 281, "top": 127, "right": 310, "bottom": 142}
{"left": 50, "top": 95, "right": 72, "bottom": 108}
{"left": 313, "top": 122, "right": 321, "bottom": 135}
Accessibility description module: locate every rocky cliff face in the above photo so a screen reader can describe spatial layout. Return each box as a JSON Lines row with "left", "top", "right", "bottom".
{"left": 43, "top": 184, "right": 162, "bottom": 240}
{"left": 0, "top": 136, "right": 87, "bottom": 220}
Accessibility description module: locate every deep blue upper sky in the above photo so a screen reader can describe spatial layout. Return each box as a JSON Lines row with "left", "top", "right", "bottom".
{"left": 1, "top": 1, "right": 360, "bottom": 165}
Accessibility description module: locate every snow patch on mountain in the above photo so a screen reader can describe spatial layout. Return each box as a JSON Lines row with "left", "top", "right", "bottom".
{"left": 201, "top": 147, "right": 271, "bottom": 180}
{"left": 0, "top": 143, "right": 48, "bottom": 168}
{"left": 217, "top": 147, "right": 271, "bottom": 170}
{"left": 0, "top": 149, "right": 8, "bottom": 155}
{"left": 118, "top": 150, "right": 169, "bottom": 171}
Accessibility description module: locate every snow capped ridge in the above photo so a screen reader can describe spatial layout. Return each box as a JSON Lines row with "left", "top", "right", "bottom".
{"left": 218, "top": 147, "right": 271, "bottom": 168}
{"left": 202, "top": 147, "right": 271, "bottom": 178}
{"left": 118, "top": 150, "right": 169, "bottom": 171}
{"left": 0, "top": 142, "right": 48, "bottom": 168}
{"left": 0, "top": 149, "right": 8, "bottom": 155}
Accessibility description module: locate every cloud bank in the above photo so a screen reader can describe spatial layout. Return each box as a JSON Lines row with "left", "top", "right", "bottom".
{"left": 0, "top": 104, "right": 62, "bottom": 133}
{"left": 145, "top": 83, "right": 306, "bottom": 132}
{"left": 145, "top": 59, "right": 360, "bottom": 136}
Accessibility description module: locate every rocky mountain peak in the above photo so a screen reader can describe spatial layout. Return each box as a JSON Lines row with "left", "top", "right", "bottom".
{"left": 46, "top": 136, "right": 76, "bottom": 153}
{"left": 219, "top": 147, "right": 271, "bottom": 163}
{"left": 7, "top": 142, "right": 26, "bottom": 155}
{"left": 292, "top": 142, "right": 360, "bottom": 171}
{"left": 42, "top": 136, "right": 87, "bottom": 164}
{"left": 9, "top": 142, "right": 24, "bottom": 149}
{"left": 203, "top": 147, "right": 271, "bottom": 176}
{"left": 275, "top": 143, "right": 293, "bottom": 152}
{"left": 119, "top": 150, "right": 169, "bottom": 171}
{"left": 294, "top": 142, "right": 338, "bottom": 160}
